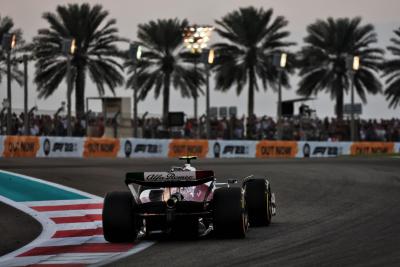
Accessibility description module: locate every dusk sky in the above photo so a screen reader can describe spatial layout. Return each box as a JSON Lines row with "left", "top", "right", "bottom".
{"left": 1, "top": 0, "right": 400, "bottom": 119}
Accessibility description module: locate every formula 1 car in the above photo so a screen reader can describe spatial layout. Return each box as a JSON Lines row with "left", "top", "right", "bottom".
{"left": 102, "top": 157, "right": 276, "bottom": 242}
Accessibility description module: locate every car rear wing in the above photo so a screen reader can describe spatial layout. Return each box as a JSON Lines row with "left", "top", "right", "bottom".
{"left": 125, "top": 170, "right": 214, "bottom": 187}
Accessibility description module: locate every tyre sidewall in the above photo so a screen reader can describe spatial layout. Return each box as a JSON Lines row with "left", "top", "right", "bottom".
{"left": 102, "top": 191, "right": 138, "bottom": 242}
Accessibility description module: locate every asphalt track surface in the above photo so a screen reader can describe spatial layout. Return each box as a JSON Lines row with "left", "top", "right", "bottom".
{"left": 0, "top": 157, "right": 400, "bottom": 267}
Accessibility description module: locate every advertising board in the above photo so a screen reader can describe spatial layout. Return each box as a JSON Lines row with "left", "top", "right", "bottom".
{"left": 2, "top": 136, "right": 40, "bottom": 158}
{"left": 256, "top": 141, "right": 298, "bottom": 158}
{"left": 119, "top": 138, "right": 169, "bottom": 158}
{"left": 296, "top": 141, "right": 351, "bottom": 158}
{"left": 350, "top": 142, "right": 394, "bottom": 156}
{"left": 208, "top": 140, "right": 256, "bottom": 158}
{"left": 83, "top": 137, "right": 120, "bottom": 158}
{"left": 168, "top": 139, "right": 209, "bottom": 158}
{"left": 37, "top": 137, "right": 84, "bottom": 157}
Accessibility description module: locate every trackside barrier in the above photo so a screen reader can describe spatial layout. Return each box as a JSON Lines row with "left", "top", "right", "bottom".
{"left": 296, "top": 141, "right": 352, "bottom": 158}
{"left": 118, "top": 138, "right": 169, "bottom": 158}
{"left": 207, "top": 140, "right": 256, "bottom": 158}
{"left": 256, "top": 141, "right": 298, "bottom": 158}
{"left": 395, "top": 143, "right": 400, "bottom": 154}
{"left": 37, "top": 137, "right": 84, "bottom": 158}
{"left": 1, "top": 136, "right": 40, "bottom": 158}
{"left": 83, "top": 137, "right": 120, "bottom": 158}
{"left": 349, "top": 142, "right": 395, "bottom": 155}
{"left": 168, "top": 139, "right": 209, "bottom": 158}
{"left": 0, "top": 136, "right": 399, "bottom": 158}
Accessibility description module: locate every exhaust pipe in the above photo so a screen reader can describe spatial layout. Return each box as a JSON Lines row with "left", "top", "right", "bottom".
{"left": 166, "top": 192, "right": 184, "bottom": 208}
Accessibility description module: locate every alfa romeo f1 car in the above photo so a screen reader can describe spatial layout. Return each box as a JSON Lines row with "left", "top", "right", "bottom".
{"left": 102, "top": 157, "right": 276, "bottom": 242}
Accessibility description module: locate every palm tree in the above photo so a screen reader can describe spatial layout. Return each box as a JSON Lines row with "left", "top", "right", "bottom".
{"left": 33, "top": 3, "right": 125, "bottom": 117}
{"left": 213, "top": 7, "right": 294, "bottom": 118}
{"left": 383, "top": 27, "right": 400, "bottom": 108}
{"left": 126, "top": 18, "right": 203, "bottom": 126}
{"left": 297, "top": 17, "right": 383, "bottom": 119}
{"left": 0, "top": 15, "right": 23, "bottom": 86}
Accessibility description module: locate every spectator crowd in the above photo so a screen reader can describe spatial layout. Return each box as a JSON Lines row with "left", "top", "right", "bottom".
{"left": 1, "top": 111, "right": 400, "bottom": 142}
{"left": 177, "top": 115, "right": 400, "bottom": 142}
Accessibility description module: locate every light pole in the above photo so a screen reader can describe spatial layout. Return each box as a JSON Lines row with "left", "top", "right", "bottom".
{"left": 14, "top": 54, "right": 35, "bottom": 135}
{"left": 201, "top": 48, "right": 214, "bottom": 139}
{"left": 183, "top": 25, "right": 213, "bottom": 123}
{"left": 273, "top": 52, "right": 287, "bottom": 140}
{"left": 22, "top": 55, "right": 29, "bottom": 135}
{"left": 347, "top": 55, "right": 360, "bottom": 141}
{"left": 62, "top": 38, "right": 76, "bottom": 136}
{"left": 2, "top": 33, "right": 17, "bottom": 135}
{"left": 129, "top": 43, "right": 142, "bottom": 138}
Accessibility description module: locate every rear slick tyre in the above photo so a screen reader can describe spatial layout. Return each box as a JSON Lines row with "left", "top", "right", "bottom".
{"left": 245, "top": 179, "right": 272, "bottom": 227}
{"left": 213, "top": 187, "right": 247, "bottom": 238}
{"left": 102, "top": 191, "right": 139, "bottom": 242}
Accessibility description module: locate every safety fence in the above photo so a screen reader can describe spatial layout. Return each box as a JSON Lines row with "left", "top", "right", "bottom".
{"left": 0, "top": 136, "right": 399, "bottom": 158}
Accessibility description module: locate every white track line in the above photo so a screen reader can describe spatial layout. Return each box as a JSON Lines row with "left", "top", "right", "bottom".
{"left": 39, "top": 209, "right": 103, "bottom": 218}
{"left": 53, "top": 221, "right": 102, "bottom": 231}
{"left": 22, "top": 199, "right": 105, "bottom": 206}
{"left": 0, "top": 256, "right": 53, "bottom": 267}
{"left": 38, "top": 253, "right": 118, "bottom": 264}
{"left": 38, "top": 236, "right": 107, "bottom": 247}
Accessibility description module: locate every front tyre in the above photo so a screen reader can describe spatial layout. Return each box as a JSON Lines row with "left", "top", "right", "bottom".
{"left": 102, "top": 191, "right": 139, "bottom": 242}
{"left": 213, "top": 187, "right": 248, "bottom": 238}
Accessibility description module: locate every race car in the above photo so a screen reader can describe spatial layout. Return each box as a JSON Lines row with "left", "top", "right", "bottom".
{"left": 102, "top": 156, "right": 276, "bottom": 242}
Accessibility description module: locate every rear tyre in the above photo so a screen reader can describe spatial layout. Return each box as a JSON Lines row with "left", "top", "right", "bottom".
{"left": 245, "top": 179, "right": 272, "bottom": 226}
{"left": 213, "top": 187, "right": 247, "bottom": 238}
{"left": 102, "top": 191, "right": 139, "bottom": 242}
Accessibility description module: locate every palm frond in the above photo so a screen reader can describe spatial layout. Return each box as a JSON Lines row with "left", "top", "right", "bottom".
{"left": 298, "top": 17, "right": 383, "bottom": 116}
{"left": 213, "top": 7, "right": 294, "bottom": 116}
{"left": 0, "top": 15, "right": 25, "bottom": 85}
{"left": 124, "top": 18, "right": 203, "bottom": 118}
{"left": 33, "top": 3, "right": 125, "bottom": 114}
{"left": 383, "top": 27, "right": 400, "bottom": 108}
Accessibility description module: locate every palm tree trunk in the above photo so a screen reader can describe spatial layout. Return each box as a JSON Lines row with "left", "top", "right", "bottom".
{"left": 162, "top": 73, "right": 170, "bottom": 128}
{"left": 75, "top": 64, "right": 85, "bottom": 119}
{"left": 248, "top": 67, "right": 255, "bottom": 117}
{"left": 247, "top": 67, "right": 255, "bottom": 139}
{"left": 336, "top": 87, "right": 344, "bottom": 120}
